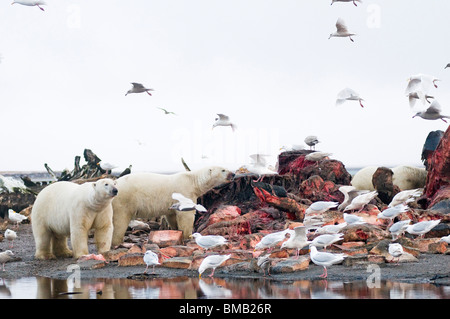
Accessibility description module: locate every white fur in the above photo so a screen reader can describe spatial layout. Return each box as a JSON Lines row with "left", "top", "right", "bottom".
{"left": 351, "top": 165, "right": 427, "bottom": 191}
{"left": 31, "top": 179, "right": 118, "bottom": 259}
{"left": 111, "top": 166, "right": 233, "bottom": 244}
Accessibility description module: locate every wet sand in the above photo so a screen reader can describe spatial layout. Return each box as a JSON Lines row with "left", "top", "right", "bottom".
{"left": 1, "top": 224, "right": 449, "bottom": 286}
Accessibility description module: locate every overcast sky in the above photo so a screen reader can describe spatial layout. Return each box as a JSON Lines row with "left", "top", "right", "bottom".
{"left": 0, "top": 0, "right": 449, "bottom": 173}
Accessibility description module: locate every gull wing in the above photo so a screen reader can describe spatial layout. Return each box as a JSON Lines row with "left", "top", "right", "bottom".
{"left": 217, "top": 113, "right": 230, "bottom": 121}
{"left": 131, "top": 82, "right": 145, "bottom": 89}
{"left": 426, "top": 100, "right": 442, "bottom": 114}
{"left": 336, "top": 18, "right": 349, "bottom": 33}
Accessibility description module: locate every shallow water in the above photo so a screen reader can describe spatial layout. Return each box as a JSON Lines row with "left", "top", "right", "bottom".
{"left": 0, "top": 276, "right": 448, "bottom": 299}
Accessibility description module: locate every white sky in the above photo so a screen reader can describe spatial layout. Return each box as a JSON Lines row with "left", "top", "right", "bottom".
{"left": 1, "top": 0, "right": 449, "bottom": 173}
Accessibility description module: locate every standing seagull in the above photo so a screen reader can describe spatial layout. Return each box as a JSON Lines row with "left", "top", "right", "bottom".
{"left": 331, "top": 0, "right": 362, "bottom": 6}
{"left": 246, "top": 154, "right": 277, "bottom": 182}
{"left": 388, "top": 243, "right": 404, "bottom": 265}
{"left": 281, "top": 226, "right": 311, "bottom": 258}
{"left": 4, "top": 229, "right": 17, "bottom": 249}
{"left": 389, "top": 219, "right": 411, "bottom": 240}
{"left": 8, "top": 209, "right": 27, "bottom": 229}
{"left": 406, "top": 219, "right": 441, "bottom": 238}
{"left": 309, "top": 246, "right": 346, "bottom": 279}
{"left": 304, "top": 135, "right": 320, "bottom": 150}
{"left": 190, "top": 233, "right": 228, "bottom": 251}
{"left": 0, "top": 251, "right": 14, "bottom": 271}
{"left": 125, "top": 82, "right": 154, "bottom": 96}
{"left": 198, "top": 254, "right": 231, "bottom": 278}
{"left": 212, "top": 114, "right": 237, "bottom": 132}
{"left": 143, "top": 250, "right": 160, "bottom": 274}
{"left": 413, "top": 100, "right": 449, "bottom": 123}
{"left": 11, "top": 1, "right": 46, "bottom": 11}
{"left": 257, "top": 255, "right": 272, "bottom": 277}
{"left": 329, "top": 18, "right": 356, "bottom": 42}
{"left": 336, "top": 88, "right": 364, "bottom": 108}
{"left": 305, "top": 201, "right": 339, "bottom": 215}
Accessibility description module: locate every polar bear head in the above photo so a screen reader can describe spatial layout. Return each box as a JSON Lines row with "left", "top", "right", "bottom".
{"left": 196, "top": 166, "right": 235, "bottom": 193}
{"left": 93, "top": 178, "right": 118, "bottom": 199}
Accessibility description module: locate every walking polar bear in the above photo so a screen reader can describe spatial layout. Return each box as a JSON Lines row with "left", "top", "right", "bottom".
{"left": 351, "top": 165, "right": 427, "bottom": 191}
{"left": 31, "top": 178, "right": 118, "bottom": 260}
{"left": 111, "top": 166, "right": 235, "bottom": 245}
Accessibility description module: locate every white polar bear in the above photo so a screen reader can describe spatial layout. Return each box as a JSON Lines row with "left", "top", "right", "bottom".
{"left": 111, "top": 166, "right": 234, "bottom": 245}
{"left": 31, "top": 178, "right": 118, "bottom": 260}
{"left": 351, "top": 165, "right": 427, "bottom": 191}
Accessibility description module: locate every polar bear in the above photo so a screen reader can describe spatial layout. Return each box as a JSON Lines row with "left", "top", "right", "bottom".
{"left": 111, "top": 166, "right": 234, "bottom": 245}
{"left": 351, "top": 165, "right": 427, "bottom": 191}
{"left": 31, "top": 178, "right": 118, "bottom": 260}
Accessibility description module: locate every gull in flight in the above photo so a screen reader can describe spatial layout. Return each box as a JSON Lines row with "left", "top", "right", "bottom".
{"left": 329, "top": 18, "right": 356, "bottom": 42}
{"left": 11, "top": 1, "right": 45, "bottom": 11}
{"left": 407, "top": 91, "right": 434, "bottom": 109}
{"left": 170, "top": 193, "right": 207, "bottom": 212}
{"left": 445, "top": 63, "right": 450, "bottom": 69}
{"left": 212, "top": 114, "right": 237, "bottom": 131}
{"left": 405, "top": 74, "right": 440, "bottom": 96}
{"left": 156, "top": 107, "right": 177, "bottom": 115}
{"left": 413, "top": 100, "right": 449, "bottom": 123}
{"left": 331, "top": 0, "right": 362, "bottom": 6}
{"left": 125, "top": 82, "right": 154, "bottom": 96}
{"left": 336, "top": 88, "right": 364, "bottom": 108}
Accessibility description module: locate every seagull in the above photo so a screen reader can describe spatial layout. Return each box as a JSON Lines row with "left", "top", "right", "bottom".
{"left": 4, "top": 229, "right": 17, "bottom": 249}
{"left": 377, "top": 204, "right": 409, "bottom": 227}
{"left": 445, "top": 63, "right": 450, "bottom": 69}
{"left": 143, "top": 250, "right": 160, "bottom": 274}
{"left": 8, "top": 209, "right": 27, "bottom": 229}
{"left": 343, "top": 213, "right": 366, "bottom": 225}
{"left": 388, "top": 189, "right": 422, "bottom": 207}
{"left": 343, "top": 191, "right": 378, "bottom": 212}
{"left": 309, "top": 246, "right": 346, "bottom": 279}
{"left": 305, "top": 201, "right": 339, "bottom": 215}
{"left": 413, "top": 100, "right": 449, "bottom": 123}
{"left": 212, "top": 114, "right": 237, "bottom": 132}
{"left": 157, "top": 107, "right": 177, "bottom": 115}
{"left": 198, "top": 254, "right": 231, "bottom": 278}
{"left": 246, "top": 154, "right": 277, "bottom": 182}
{"left": 125, "top": 82, "right": 154, "bottom": 96}
{"left": 439, "top": 235, "right": 450, "bottom": 244}
{"left": 304, "top": 135, "right": 320, "bottom": 150}
{"left": 190, "top": 233, "right": 228, "bottom": 250}
{"left": 280, "top": 144, "right": 305, "bottom": 152}
{"left": 11, "top": 1, "right": 46, "bottom": 11}
{"left": 254, "top": 229, "right": 293, "bottom": 252}
{"left": 389, "top": 219, "right": 411, "bottom": 240}
{"left": 388, "top": 243, "right": 404, "bottom": 265}
{"left": 281, "top": 226, "right": 312, "bottom": 258}
{"left": 310, "top": 233, "right": 344, "bottom": 251}
{"left": 305, "top": 152, "right": 333, "bottom": 164}
{"left": 98, "top": 161, "right": 117, "bottom": 174}
{"left": 0, "top": 251, "right": 14, "bottom": 271}
{"left": 329, "top": 18, "right": 356, "bottom": 42}
{"left": 407, "top": 91, "right": 434, "bottom": 109}
{"left": 170, "top": 193, "right": 207, "bottom": 212}
{"left": 338, "top": 186, "right": 370, "bottom": 211}
{"left": 336, "top": 88, "right": 364, "bottom": 108}
{"left": 331, "top": 0, "right": 362, "bottom": 6}
{"left": 315, "top": 222, "right": 348, "bottom": 235}
{"left": 405, "top": 74, "right": 440, "bottom": 96}
{"left": 406, "top": 219, "right": 441, "bottom": 238}
{"left": 257, "top": 255, "right": 272, "bottom": 277}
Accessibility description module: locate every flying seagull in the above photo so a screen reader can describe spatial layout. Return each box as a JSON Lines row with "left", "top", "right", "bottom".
{"left": 11, "top": 1, "right": 46, "bottom": 11}
{"left": 331, "top": 0, "right": 362, "bottom": 6}
{"left": 413, "top": 100, "right": 449, "bottom": 123}
{"left": 212, "top": 114, "right": 237, "bottom": 132}
{"left": 329, "top": 18, "right": 356, "bottom": 42}
{"left": 336, "top": 88, "right": 364, "bottom": 108}
{"left": 157, "top": 107, "right": 177, "bottom": 115}
{"left": 125, "top": 82, "right": 154, "bottom": 96}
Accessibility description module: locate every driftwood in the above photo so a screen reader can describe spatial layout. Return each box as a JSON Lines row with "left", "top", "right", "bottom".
{"left": 45, "top": 149, "right": 131, "bottom": 182}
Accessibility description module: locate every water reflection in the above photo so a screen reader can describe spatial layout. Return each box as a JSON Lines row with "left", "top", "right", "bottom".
{"left": 0, "top": 276, "right": 448, "bottom": 299}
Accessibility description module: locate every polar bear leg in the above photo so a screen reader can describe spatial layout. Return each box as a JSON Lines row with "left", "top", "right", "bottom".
{"left": 175, "top": 210, "right": 196, "bottom": 239}
{"left": 111, "top": 208, "right": 133, "bottom": 247}
{"left": 34, "top": 229, "right": 56, "bottom": 260}
{"left": 94, "top": 225, "right": 113, "bottom": 254}
{"left": 52, "top": 235, "right": 73, "bottom": 258}
{"left": 70, "top": 227, "right": 90, "bottom": 258}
